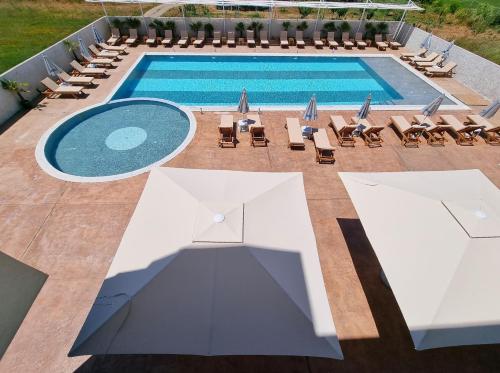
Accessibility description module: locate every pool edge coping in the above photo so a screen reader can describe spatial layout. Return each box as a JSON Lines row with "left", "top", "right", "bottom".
{"left": 35, "top": 97, "right": 197, "bottom": 183}
{"left": 105, "top": 52, "right": 469, "bottom": 112}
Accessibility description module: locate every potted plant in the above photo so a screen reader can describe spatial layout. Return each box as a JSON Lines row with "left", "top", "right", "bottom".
{"left": 204, "top": 22, "right": 214, "bottom": 38}
{"left": 111, "top": 18, "right": 124, "bottom": 33}
{"left": 63, "top": 39, "right": 81, "bottom": 62}
{"left": 125, "top": 17, "right": 141, "bottom": 31}
{"left": 340, "top": 21, "right": 351, "bottom": 33}
{"left": 1, "top": 79, "right": 31, "bottom": 108}
{"left": 322, "top": 21, "right": 336, "bottom": 37}
{"left": 149, "top": 19, "right": 165, "bottom": 33}
{"left": 282, "top": 21, "right": 291, "bottom": 31}
{"left": 376, "top": 22, "right": 389, "bottom": 35}
{"left": 165, "top": 21, "right": 176, "bottom": 37}
{"left": 296, "top": 21, "right": 309, "bottom": 32}
{"left": 235, "top": 22, "right": 246, "bottom": 38}
{"left": 364, "top": 22, "right": 376, "bottom": 40}
{"left": 190, "top": 21, "right": 203, "bottom": 37}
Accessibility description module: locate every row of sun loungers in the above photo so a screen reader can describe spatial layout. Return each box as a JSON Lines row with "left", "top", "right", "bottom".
{"left": 218, "top": 112, "right": 498, "bottom": 158}
{"left": 40, "top": 40, "right": 129, "bottom": 98}
{"left": 401, "top": 49, "right": 458, "bottom": 77}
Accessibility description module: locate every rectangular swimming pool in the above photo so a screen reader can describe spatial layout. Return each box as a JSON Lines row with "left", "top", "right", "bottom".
{"left": 111, "top": 54, "right": 462, "bottom": 109}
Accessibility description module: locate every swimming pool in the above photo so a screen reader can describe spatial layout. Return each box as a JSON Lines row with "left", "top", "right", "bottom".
{"left": 111, "top": 54, "right": 461, "bottom": 109}
{"left": 36, "top": 98, "right": 196, "bottom": 182}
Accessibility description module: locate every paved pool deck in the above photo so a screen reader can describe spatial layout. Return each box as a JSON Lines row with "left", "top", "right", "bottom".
{"left": 0, "top": 43, "right": 499, "bottom": 372}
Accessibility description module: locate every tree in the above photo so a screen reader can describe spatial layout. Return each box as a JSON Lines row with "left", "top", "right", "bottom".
{"left": 63, "top": 39, "right": 80, "bottom": 62}
{"left": 298, "top": 7, "right": 312, "bottom": 19}
{"left": 1, "top": 79, "right": 31, "bottom": 108}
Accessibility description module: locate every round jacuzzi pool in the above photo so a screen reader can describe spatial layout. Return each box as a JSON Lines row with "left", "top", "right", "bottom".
{"left": 36, "top": 98, "right": 196, "bottom": 182}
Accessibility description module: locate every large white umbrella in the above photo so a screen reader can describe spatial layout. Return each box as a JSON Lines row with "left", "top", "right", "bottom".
{"left": 340, "top": 170, "right": 500, "bottom": 350}
{"left": 70, "top": 168, "right": 343, "bottom": 359}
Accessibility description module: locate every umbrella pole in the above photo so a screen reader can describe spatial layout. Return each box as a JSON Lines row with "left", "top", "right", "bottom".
{"left": 100, "top": 1, "right": 111, "bottom": 27}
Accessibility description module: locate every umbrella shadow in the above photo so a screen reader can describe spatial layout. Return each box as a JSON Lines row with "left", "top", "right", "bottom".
{"left": 72, "top": 245, "right": 341, "bottom": 370}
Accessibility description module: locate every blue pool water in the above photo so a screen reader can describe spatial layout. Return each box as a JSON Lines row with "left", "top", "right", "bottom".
{"left": 112, "top": 55, "right": 454, "bottom": 106}
{"left": 44, "top": 99, "right": 191, "bottom": 178}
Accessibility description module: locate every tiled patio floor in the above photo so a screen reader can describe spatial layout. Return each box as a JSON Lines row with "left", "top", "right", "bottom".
{"left": 0, "top": 44, "right": 499, "bottom": 372}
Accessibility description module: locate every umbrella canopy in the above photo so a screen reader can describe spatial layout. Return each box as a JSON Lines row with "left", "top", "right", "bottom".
{"left": 78, "top": 36, "right": 93, "bottom": 61}
{"left": 41, "top": 54, "right": 63, "bottom": 78}
{"left": 70, "top": 168, "right": 343, "bottom": 359}
{"left": 442, "top": 39, "right": 455, "bottom": 54}
{"left": 303, "top": 94, "right": 318, "bottom": 121}
{"left": 420, "top": 32, "right": 432, "bottom": 49}
{"left": 439, "top": 40, "right": 454, "bottom": 67}
{"left": 92, "top": 24, "right": 104, "bottom": 44}
{"left": 357, "top": 93, "right": 371, "bottom": 120}
{"left": 421, "top": 93, "right": 445, "bottom": 118}
{"left": 479, "top": 99, "right": 500, "bottom": 119}
{"left": 340, "top": 170, "right": 500, "bottom": 350}
{"left": 238, "top": 88, "right": 249, "bottom": 114}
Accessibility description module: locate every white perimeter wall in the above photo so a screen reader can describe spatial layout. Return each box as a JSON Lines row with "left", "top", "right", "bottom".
{"left": 401, "top": 25, "right": 500, "bottom": 100}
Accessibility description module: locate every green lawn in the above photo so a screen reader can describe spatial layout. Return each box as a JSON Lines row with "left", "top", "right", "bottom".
{"left": 0, "top": 0, "right": 148, "bottom": 73}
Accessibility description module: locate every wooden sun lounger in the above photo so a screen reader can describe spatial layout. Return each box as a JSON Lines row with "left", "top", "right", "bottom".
{"left": 313, "top": 128, "right": 335, "bottom": 164}
{"left": 425, "top": 62, "right": 457, "bottom": 77}
{"left": 342, "top": 32, "right": 354, "bottom": 49}
{"left": 82, "top": 55, "right": 114, "bottom": 67}
{"left": 280, "top": 31, "right": 289, "bottom": 48}
{"left": 409, "top": 52, "right": 438, "bottom": 65}
{"left": 57, "top": 71, "right": 95, "bottom": 86}
{"left": 286, "top": 118, "right": 305, "bottom": 149}
{"left": 389, "top": 116, "right": 425, "bottom": 147}
{"left": 161, "top": 30, "right": 173, "bottom": 47}
{"left": 415, "top": 56, "right": 444, "bottom": 70}
{"left": 194, "top": 31, "right": 205, "bottom": 48}
{"left": 146, "top": 28, "right": 157, "bottom": 46}
{"left": 227, "top": 32, "right": 236, "bottom": 47}
{"left": 178, "top": 31, "right": 189, "bottom": 47}
{"left": 125, "top": 29, "right": 138, "bottom": 45}
{"left": 218, "top": 115, "right": 236, "bottom": 148}
{"left": 374, "top": 34, "right": 388, "bottom": 51}
{"left": 41, "top": 77, "right": 84, "bottom": 98}
{"left": 354, "top": 33, "right": 367, "bottom": 49}
{"left": 89, "top": 45, "right": 119, "bottom": 59}
{"left": 329, "top": 115, "right": 357, "bottom": 147}
{"left": 400, "top": 48, "right": 427, "bottom": 61}
{"left": 212, "top": 31, "right": 221, "bottom": 47}
{"left": 438, "top": 115, "right": 483, "bottom": 146}
{"left": 313, "top": 32, "right": 324, "bottom": 48}
{"left": 248, "top": 115, "right": 267, "bottom": 147}
{"left": 260, "top": 31, "right": 269, "bottom": 48}
{"left": 351, "top": 117, "right": 384, "bottom": 147}
{"left": 70, "top": 60, "right": 107, "bottom": 77}
{"left": 387, "top": 34, "right": 401, "bottom": 50}
{"left": 295, "top": 31, "right": 305, "bottom": 48}
{"left": 412, "top": 115, "right": 449, "bottom": 146}
{"left": 98, "top": 42, "right": 127, "bottom": 54}
{"left": 327, "top": 32, "right": 338, "bottom": 49}
{"left": 107, "top": 28, "right": 120, "bottom": 45}
{"left": 466, "top": 114, "right": 500, "bottom": 145}
{"left": 246, "top": 30, "right": 256, "bottom": 47}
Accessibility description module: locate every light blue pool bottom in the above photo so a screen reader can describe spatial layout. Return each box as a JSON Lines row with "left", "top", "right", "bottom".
{"left": 112, "top": 55, "right": 455, "bottom": 106}
{"left": 43, "top": 99, "right": 192, "bottom": 178}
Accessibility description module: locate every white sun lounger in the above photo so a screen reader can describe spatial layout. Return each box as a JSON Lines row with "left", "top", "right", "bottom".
{"left": 57, "top": 70, "right": 95, "bottom": 86}
{"left": 41, "top": 77, "right": 84, "bottom": 98}
{"left": 286, "top": 118, "right": 305, "bottom": 149}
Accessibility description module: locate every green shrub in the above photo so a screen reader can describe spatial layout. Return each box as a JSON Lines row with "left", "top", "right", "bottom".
{"left": 296, "top": 21, "right": 309, "bottom": 31}
{"left": 340, "top": 21, "right": 350, "bottom": 33}
{"left": 298, "top": 7, "right": 312, "bottom": 19}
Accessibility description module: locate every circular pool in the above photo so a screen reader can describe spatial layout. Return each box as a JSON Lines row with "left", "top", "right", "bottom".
{"left": 36, "top": 98, "right": 196, "bottom": 182}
